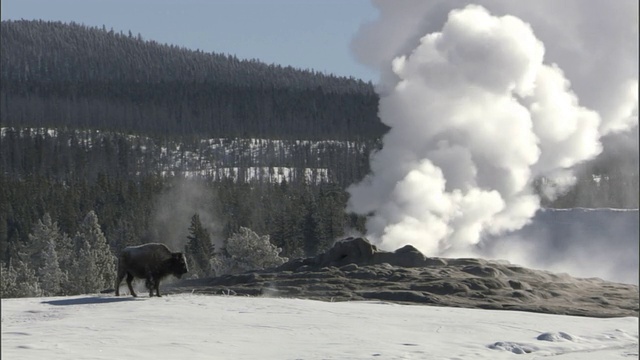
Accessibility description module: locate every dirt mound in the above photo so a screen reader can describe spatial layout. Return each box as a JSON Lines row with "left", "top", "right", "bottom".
{"left": 166, "top": 238, "right": 639, "bottom": 318}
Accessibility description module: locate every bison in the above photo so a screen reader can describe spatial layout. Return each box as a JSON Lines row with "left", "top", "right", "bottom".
{"left": 115, "top": 243, "right": 188, "bottom": 297}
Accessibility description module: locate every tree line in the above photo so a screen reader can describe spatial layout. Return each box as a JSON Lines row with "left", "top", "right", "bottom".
{"left": 1, "top": 20, "right": 387, "bottom": 140}
{"left": 0, "top": 127, "right": 378, "bottom": 187}
{"left": 0, "top": 208, "right": 293, "bottom": 298}
{"left": 1, "top": 211, "right": 115, "bottom": 297}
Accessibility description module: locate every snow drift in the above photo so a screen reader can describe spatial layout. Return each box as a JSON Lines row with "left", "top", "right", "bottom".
{"left": 2, "top": 294, "right": 638, "bottom": 359}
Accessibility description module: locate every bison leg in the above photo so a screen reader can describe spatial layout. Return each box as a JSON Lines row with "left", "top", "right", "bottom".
{"left": 145, "top": 273, "right": 156, "bottom": 297}
{"left": 145, "top": 277, "right": 161, "bottom": 297}
{"left": 145, "top": 277, "right": 153, "bottom": 291}
{"left": 126, "top": 272, "right": 137, "bottom": 297}
{"left": 115, "top": 271, "right": 126, "bottom": 297}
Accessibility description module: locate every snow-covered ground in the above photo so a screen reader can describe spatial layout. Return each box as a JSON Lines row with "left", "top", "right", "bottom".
{"left": 2, "top": 294, "right": 637, "bottom": 359}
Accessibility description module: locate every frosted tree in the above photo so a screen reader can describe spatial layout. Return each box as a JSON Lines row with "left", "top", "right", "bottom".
{"left": 39, "top": 238, "right": 67, "bottom": 296}
{"left": 0, "top": 262, "right": 17, "bottom": 298}
{"left": 27, "top": 213, "right": 73, "bottom": 294}
{"left": 210, "top": 253, "right": 234, "bottom": 277}
{"left": 54, "top": 231, "right": 74, "bottom": 277}
{"left": 27, "top": 213, "right": 58, "bottom": 273}
{"left": 69, "top": 240, "right": 100, "bottom": 294}
{"left": 70, "top": 211, "right": 116, "bottom": 293}
{"left": 55, "top": 231, "right": 75, "bottom": 295}
{"left": 1, "top": 259, "right": 41, "bottom": 298}
{"left": 217, "top": 227, "right": 288, "bottom": 275}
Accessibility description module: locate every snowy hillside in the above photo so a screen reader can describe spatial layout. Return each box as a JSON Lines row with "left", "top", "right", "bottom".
{"left": 1, "top": 127, "right": 371, "bottom": 184}
{"left": 1, "top": 294, "right": 638, "bottom": 359}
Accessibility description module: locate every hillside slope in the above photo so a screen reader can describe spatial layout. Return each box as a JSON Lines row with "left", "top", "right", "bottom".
{"left": 0, "top": 20, "right": 387, "bottom": 140}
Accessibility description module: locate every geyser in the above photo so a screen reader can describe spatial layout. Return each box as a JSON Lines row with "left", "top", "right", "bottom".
{"left": 348, "top": 1, "right": 638, "bottom": 269}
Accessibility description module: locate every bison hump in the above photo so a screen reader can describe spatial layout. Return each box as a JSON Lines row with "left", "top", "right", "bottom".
{"left": 122, "top": 243, "right": 173, "bottom": 260}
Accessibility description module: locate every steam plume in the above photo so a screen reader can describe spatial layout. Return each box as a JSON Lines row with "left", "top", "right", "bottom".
{"left": 348, "top": 2, "right": 638, "bottom": 259}
{"left": 150, "top": 178, "right": 221, "bottom": 251}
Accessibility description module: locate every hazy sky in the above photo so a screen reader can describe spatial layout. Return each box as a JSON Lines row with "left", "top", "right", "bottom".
{"left": 0, "top": 0, "right": 379, "bottom": 81}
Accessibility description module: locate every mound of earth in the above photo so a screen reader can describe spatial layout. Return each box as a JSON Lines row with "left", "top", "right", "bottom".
{"left": 166, "top": 237, "right": 639, "bottom": 318}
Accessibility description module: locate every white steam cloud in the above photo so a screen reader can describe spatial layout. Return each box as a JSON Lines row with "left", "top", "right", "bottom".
{"left": 348, "top": 1, "right": 638, "bottom": 262}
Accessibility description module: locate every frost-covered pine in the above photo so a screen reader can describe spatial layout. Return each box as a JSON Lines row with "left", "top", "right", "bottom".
{"left": 39, "top": 238, "right": 67, "bottom": 296}
{"left": 1, "top": 259, "right": 42, "bottom": 298}
{"left": 54, "top": 231, "right": 74, "bottom": 275}
{"left": 27, "top": 213, "right": 59, "bottom": 273}
{"left": 70, "top": 211, "right": 116, "bottom": 293}
{"left": 26, "top": 213, "right": 72, "bottom": 295}
{"left": 0, "top": 262, "right": 17, "bottom": 298}
{"left": 223, "top": 227, "right": 288, "bottom": 274}
{"left": 186, "top": 213, "right": 213, "bottom": 277}
{"left": 69, "top": 240, "right": 99, "bottom": 294}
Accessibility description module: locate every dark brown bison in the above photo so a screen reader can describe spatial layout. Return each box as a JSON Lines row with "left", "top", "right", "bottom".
{"left": 115, "top": 243, "right": 188, "bottom": 297}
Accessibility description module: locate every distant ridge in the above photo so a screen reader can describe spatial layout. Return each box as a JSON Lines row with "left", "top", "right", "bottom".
{"left": 0, "top": 20, "right": 373, "bottom": 90}
{"left": 0, "top": 20, "right": 387, "bottom": 140}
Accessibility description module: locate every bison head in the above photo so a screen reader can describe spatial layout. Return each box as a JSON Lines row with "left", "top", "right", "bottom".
{"left": 171, "top": 252, "right": 189, "bottom": 278}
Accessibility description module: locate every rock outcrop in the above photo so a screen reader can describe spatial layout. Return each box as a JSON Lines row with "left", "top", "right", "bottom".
{"left": 166, "top": 237, "right": 639, "bottom": 318}
{"left": 278, "top": 237, "right": 447, "bottom": 270}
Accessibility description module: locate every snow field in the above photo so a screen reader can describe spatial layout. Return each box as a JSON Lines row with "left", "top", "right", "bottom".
{"left": 2, "top": 293, "right": 637, "bottom": 359}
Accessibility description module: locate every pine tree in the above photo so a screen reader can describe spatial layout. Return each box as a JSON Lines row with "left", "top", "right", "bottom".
{"left": 39, "top": 238, "right": 67, "bottom": 296}
{"left": 185, "top": 213, "right": 213, "bottom": 277}
{"left": 26, "top": 213, "right": 58, "bottom": 274}
{"left": 1, "top": 259, "right": 41, "bottom": 298}
{"left": 302, "top": 192, "right": 325, "bottom": 256}
{"left": 70, "top": 240, "right": 99, "bottom": 294}
{"left": 0, "top": 262, "right": 18, "bottom": 298}
{"left": 25, "top": 213, "right": 74, "bottom": 294}
{"left": 55, "top": 231, "right": 74, "bottom": 291}
{"left": 70, "top": 211, "right": 116, "bottom": 293}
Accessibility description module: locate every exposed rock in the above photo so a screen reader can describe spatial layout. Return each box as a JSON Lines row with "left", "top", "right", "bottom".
{"left": 166, "top": 237, "right": 639, "bottom": 318}
{"left": 313, "top": 237, "right": 378, "bottom": 267}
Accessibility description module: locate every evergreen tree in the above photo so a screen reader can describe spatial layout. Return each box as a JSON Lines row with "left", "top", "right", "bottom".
{"left": 0, "top": 262, "right": 16, "bottom": 297}
{"left": 185, "top": 213, "right": 213, "bottom": 277}
{"left": 39, "top": 238, "right": 67, "bottom": 296}
{"left": 70, "top": 211, "right": 116, "bottom": 293}
{"left": 25, "top": 213, "right": 74, "bottom": 293}
{"left": 55, "top": 231, "right": 74, "bottom": 285}
{"left": 302, "top": 192, "right": 325, "bottom": 256}
{"left": 26, "top": 213, "right": 58, "bottom": 273}
{"left": 69, "top": 240, "right": 99, "bottom": 294}
{"left": 1, "top": 259, "right": 41, "bottom": 298}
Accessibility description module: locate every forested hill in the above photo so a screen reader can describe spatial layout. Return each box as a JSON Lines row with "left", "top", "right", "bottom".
{"left": 0, "top": 20, "right": 386, "bottom": 140}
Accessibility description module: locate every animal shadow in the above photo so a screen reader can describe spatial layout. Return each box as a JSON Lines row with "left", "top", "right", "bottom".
{"left": 42, "top": 296, "right": 142, "bottom": 306}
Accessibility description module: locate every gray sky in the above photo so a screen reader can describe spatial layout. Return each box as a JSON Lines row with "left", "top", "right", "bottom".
{"left": 1, "top": 0, "right": 379, "bottom": 81}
